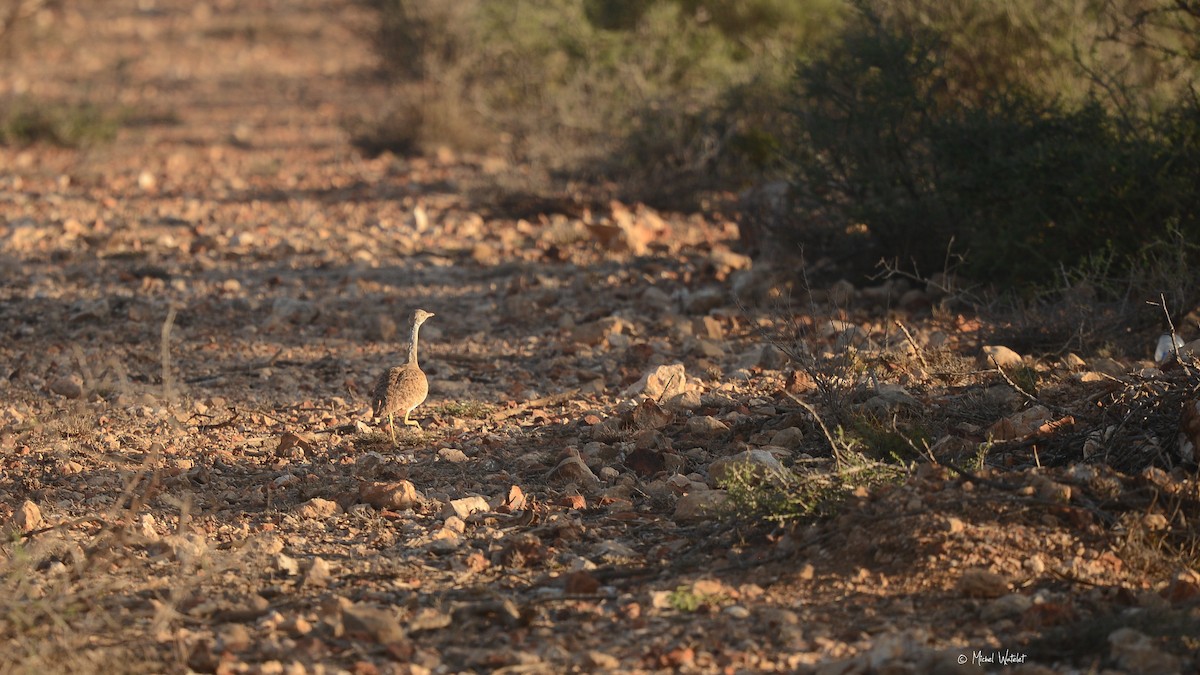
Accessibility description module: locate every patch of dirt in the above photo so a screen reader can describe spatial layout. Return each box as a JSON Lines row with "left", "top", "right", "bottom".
{"left": 2, "top": 2, "right": 1199, "bottom": 673}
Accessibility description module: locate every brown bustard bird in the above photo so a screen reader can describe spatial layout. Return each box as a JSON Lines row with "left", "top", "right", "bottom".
{"left": 372, "top": 309, "right": 434, "bottom": 445}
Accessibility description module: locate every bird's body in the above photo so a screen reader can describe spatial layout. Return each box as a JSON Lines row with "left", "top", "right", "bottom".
{"left": 372, "top": 309, "right": 434, "bottom": 444}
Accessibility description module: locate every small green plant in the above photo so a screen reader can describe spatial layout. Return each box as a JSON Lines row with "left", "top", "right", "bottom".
{"left": 0, "top": 98, "right": 120, "bottom": 147}
{"left": 719, "top": 448, "right": 906, "bottom": 525}
{"left": 666, "top": 584, "right": 726, "bottom": 612}
{"left": 966, "top": 439, "right": 994, "bottom": 472}
{"left": 847, "top": 413, "right": 931, "bottom": 463}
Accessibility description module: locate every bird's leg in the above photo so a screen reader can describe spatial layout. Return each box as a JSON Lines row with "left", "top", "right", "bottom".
{"left": 403, "top": 411, "right": 420, "bottom": 427}
{"left": 388, "top": 413, "right": 397, "bottom": 446}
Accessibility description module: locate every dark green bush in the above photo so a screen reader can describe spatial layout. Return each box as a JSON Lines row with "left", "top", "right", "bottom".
{"left": 789, "top": 2, "right": 1200, "bottom": 289}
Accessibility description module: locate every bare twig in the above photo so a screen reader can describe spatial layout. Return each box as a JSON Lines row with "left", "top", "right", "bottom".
{"left": 783, "top": 391, "right": 846, "bottom": 469}
{"left": 196, "top": 407, "right": 240, "bottom": 431}
{"left": 493, "top": 388, "right": 580, "bottom": 422}
{"left": 893, "top": 319, "right": 931, "bottom": 373}
{"left": 184, "top": 348, "right": 284, "bottom": 384}
{"left": 989, "top": 356, "right": 1040, "bottom": 406}
{"left": 160, "top": 305, "right": 177, "bottom": 403}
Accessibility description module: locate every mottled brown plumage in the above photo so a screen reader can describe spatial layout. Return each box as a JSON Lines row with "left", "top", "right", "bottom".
{"left": 372, "top": 309, "right": 434, "bottom": 444}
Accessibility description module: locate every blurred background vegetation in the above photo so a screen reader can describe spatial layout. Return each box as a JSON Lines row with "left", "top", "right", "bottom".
{"left": 354, "top": 0, "right": 841, "bottom": 205}
{"left": 359, "top": 0, "right": 1200, "bottom": 307}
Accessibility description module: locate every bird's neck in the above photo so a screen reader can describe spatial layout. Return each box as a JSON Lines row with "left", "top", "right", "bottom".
{"left": 407, "top": 320, "right": 422, "bottom": 364}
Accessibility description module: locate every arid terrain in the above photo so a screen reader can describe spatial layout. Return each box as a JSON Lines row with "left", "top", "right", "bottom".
{"left": 2, "top": 1, "right": 1199, "bottom": 673}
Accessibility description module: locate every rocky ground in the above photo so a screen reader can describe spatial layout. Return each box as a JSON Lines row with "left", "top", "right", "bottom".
{"left": 2, "top": 1, "right": 1200, "bottom": 673}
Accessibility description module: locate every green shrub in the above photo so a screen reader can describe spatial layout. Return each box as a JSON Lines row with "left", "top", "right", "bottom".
{"left": 361, "top": 0, "right": 842, "bottom": 204}
{"left": 0, "top": 97, "right": 120, "bottom": 147}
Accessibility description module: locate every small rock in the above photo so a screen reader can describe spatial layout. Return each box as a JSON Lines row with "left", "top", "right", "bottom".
{"left": 13, "top": 500, "right": 43, "bottom": 533}
{"left": 623, "top": 363, "right": 688, "bottom": 400}
{"left": 630, "top": 398, "right": 674, "bottom": 430}
{"left": 48, "top": 375, "right": 83, "bottom": 399}
{"left": 217, "top": 623, "right": 251, "bottom": 652}
{"left": 981, "top": 593, "right": 1033, "bottom": 621}
{"left": 1090, "top": 356, "right": 1126, "bottom": 376}
{"left": 708, "top": 248, "right": 752, "bottom": 277}
{"left": 353, "top": 450, "right": 391, "bottom": 476}
{"left": 640, "top": 286, "right": 672, "bottom": 309}
{"left": 408, "top": 607, "right": 453, "bottom": 633}
{"left": 758, "top": 343, "right": 789, "bottom": 370}
{"left": 1178, "top": 338, "right": 1200, "bottom": 358}
{"left": 1179, "top": 400, "right": 1200, "bottom": 463}
{"left": 987, "top": 405, "right": 1053, "bottom": 442}
{"left": 441, "top": 515, "right": 466, "bottom": 535}
{"left": 295, "top": 498, "right": 340, "bottom": 519}
{"left": 861, "top": 384, "right": 919, "bottom": 414}
{"left": 1033, "top": 476, "right": 1071, "bottom": 503}
{"left": 276, "top": 553, "right": 301, "bottom": 576}
{"left": 945, "top": 517, "right": 965, "bottom": 535}
{"left": 770, "top": 427, "right": 804, "bottom": 449}
{"left": 691, "top": 338, "right": 725, "bottom": 359}
{"left": 470, "top": 242, "right": 499, "bottom": 265}
{"left": 342, "top": 602, "right": 409, "bottom": 647}
{"left": 957, "top": 568, "right": 1010, "bottom": 598}
{"left": 139, "top": 514, "right": 160, "bottom": 540}
{"left": 723, "top": 605, "right": 751, "bottom": 619}
{"left": 269, "top": 297, "right": 319, "bottom": 326}
{"left": 546, "top": 454, "right": 601, "bottom": 486}
{"left": 827, "top": 279, "right": 856, "bottom": 306}
{"left": 981, "top": 345, "right": 1023, "bottom": 369}
{"left": 664, "top": 390, "right": 702, "bottom": 411}
{"left": 283, "top": 615, "right": 313, "bottom": 637}
{"left": 1062, "top": 353, "right": 1086, "bottom": 369}
{"left": 693, "top": 316, "right": 723, "bottom": 340}
{"left": 161, "top": 533, "right": 208, "bottom": 566}
{"left": 1109, "top": 627, "right": 1181, "bottom": 674}
{"left": 708, "top": 449, "right": 786, "bottom": 487}
{"left": 441, "top": 496, "right": 490, "bottom": 520}
{"left": 368, "top": 315, "right": 396, "bottom": 342}
{"left": 437, "top": 447, "right": 469, "bottom": 463}
{"left": 1162, "top": 569, "right": 1200, "bottom": 604}
{"left": 685, "top": 415, "right": 728, "bottom": 437}
{"left": 898, "top": 288, "right": 931, "bottom": 311}
{"left": 931, "top": 432, "right": 979, "bottom": 466}
{"left": 572, "top": 316, "right": 625, "bottom": 347}
{"left": 359, "top": 480, "right": 420, "bottom": 510}
{"left": 673, "top": 490, "right": 728, "bottom": 521}
{"left": 584, "top": 651, "right": 621, "bottom": 670}
{"left": 305, "top": 556, "right": 332, "bottom": 587}
{"left": 683, "top": 287, "right": 726, "bottom": 314}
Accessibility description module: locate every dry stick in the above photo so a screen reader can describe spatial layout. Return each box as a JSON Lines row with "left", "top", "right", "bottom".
{"left": 893, "top": 319, "right": 931, "bottom": 373}
{"left": 782, "top": 391, "right": 845, "bottom": 470}
{"left": 493, "top": 388, "right": 581, "bottom": 422}
{"left": 23, "top": 448, "right": 165, "bottom": 540}
{"left": 989, "top": 355, "right": 1041, "bottom": 407}
{"left": 70, "top": 344, "right": 96, "bottom": 395}
{"left": 197, "top": 407, "right": 240, "bottom": 431}
{"left": 161, "top": 305, "right": 177, "bottom": 404}
{"left": 1151, "top": 292, "right": 1193, "bottom": 376}
{"left": 184, "top": 348, "right": 284, "bottom": 384}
